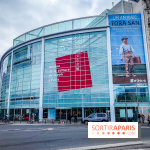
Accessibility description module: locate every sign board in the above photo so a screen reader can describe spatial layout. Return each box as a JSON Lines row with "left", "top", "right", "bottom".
{"left": 56, "top": 51, "right": 92, "bottom": 92}
{"left": 120, "top": 109, "right": 125, "bottom": 118}
{"left": 108, "top": 14, "right": 147, "bottom": 84}
{"left": 48, "top": 108, "right": 55, "bottom": 119}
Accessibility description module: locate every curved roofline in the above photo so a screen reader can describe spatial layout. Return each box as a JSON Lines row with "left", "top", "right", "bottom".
{"left": 14, "top": 15, "right": 106, "bottom": 40}
{"left": 1, "top": 25, "right": 108, "bottom": 65}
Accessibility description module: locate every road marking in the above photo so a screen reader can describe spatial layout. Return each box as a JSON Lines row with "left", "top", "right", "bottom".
{"left": 47, "top": 128, "right": 53, "bottom": 130}
{"left": 24, "top": 128, "right": 53, "bottom": 132}
{"left": 25, "top": 130, "right": 42, "bottom": 132}
{"left": 60, "top": 141, "right": 144, "bottom": 150}
{"left": 0, "top": 129, "right": 24, "bottom": 131}
{"left": 0, "top": 128, "right": 54, "bottom": 132}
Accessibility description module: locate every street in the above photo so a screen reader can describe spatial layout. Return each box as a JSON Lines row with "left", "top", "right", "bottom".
{"left": 0, "top": 124, "right": 150, "bottom": 150}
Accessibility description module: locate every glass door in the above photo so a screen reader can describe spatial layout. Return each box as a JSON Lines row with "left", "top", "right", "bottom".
{"left": 115, "top": 107, "right": 138, "bottom": 122}
{"left": 67, "top": 109, "right": 71, "bottom": 120}
{"left": 61, "top": 109, "right": 66, "bottom": 119}
{"left": 127, "top": 107, "right": 138, "bottom": 122}
{"left": 56, "top": 109, "right": 60, "bottom": 120}
{"left": 56, "top": 109, "right": 72, "bottom": 120}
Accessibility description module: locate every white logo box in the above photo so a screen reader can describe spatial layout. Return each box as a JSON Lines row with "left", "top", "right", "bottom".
{"left": 88, "top": 122, "right": 138, "bottom": 138}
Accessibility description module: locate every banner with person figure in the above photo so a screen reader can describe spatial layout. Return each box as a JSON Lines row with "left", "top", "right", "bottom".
{"left": 108, "top": 14, "right": 147, "bottom": 84}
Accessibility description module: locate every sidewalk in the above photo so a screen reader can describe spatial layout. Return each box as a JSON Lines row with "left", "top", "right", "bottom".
{"left": 0, "top": 121, "right": 150, "bottom": 126}
{"left": 0, "top": 120, "right": 82, "bottom": 125}
{"left": 61, "top": 141, "right": 150, "bottom": 150}
{"left": 140, "top": 121, "right": 150, "bottom": 126}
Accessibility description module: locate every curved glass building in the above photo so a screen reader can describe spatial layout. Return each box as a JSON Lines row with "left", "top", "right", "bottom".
{"left": 0, "top": 11, "right": 150, "bottom": 122}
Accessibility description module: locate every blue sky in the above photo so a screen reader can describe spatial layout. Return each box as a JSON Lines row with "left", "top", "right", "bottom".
{"left": 0, "top": 0, "right": 121, "bottom": 58}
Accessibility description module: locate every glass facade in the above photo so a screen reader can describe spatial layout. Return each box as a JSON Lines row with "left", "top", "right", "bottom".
{"left": 0, "top": 54, "right": 11, "bottom": 109}
{"left": 10, "top": 42, "right": 41, "bottom": 109}
{"left": 13, "top": 16, "right": 106, "bottom": 46}
{"left": 114, "top": 84, "right": 149, "bottom": 103}
{"left": 43, "top": 31, "right": 109, "bottom": 108}
{"left": 0, "top": 13, "right": 150, "bottom": 122}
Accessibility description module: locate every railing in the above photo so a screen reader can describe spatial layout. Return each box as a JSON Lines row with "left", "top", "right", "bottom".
{"left": 5, "top": 118, "right": 82, "bottom": 124}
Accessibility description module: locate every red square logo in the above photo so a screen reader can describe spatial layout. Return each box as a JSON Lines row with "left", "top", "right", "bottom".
{"left": 56, "top": 51, "right": 92, "bottom": 92}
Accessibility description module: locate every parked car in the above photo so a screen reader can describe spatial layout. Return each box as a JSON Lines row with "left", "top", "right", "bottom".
{"left": 82, "top": 113, "right": 108, "bottom": 124}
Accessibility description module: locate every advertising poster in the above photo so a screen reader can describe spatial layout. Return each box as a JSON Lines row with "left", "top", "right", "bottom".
{"left": 48, "top": 108, "right": 55, "bottom": 119}
{"left": 108, "top": 14, "right": 147, "bottom": 84}
{"left": 56, "top": 51, "right": 92, "bottom": 92}
{"left": 120, "top": 109, "right": 125, "bottom": 118}
{"left": 127, "top": 109, "right": 133, "bottom": 118}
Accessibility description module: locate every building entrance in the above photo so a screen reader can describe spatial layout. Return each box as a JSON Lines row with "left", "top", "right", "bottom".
{"left": 9, "top": 108, "right": 39, "bottom": 121}
{"left": 56, "top": 109, "right": 71, "bottom": 120}
{"left": 115, "top": 107, "right": 138, "bottom": 122}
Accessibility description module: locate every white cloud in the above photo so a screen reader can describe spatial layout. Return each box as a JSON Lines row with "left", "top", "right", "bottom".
{"left": 0, "top": 0, "right": 121, "bottom": 59}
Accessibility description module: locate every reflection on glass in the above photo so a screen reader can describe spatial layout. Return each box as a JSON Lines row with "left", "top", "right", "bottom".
{"left": 0, "top": 54, "right": 11, "bottom": 109}
{"left": 114, "top": 84, "right": 149, "bottom": 103}
{"left": 114, "top": 92, "right": 125, "bottom": 102}
{"left": 125, "top": 93, "right": 137, "bottom": 102}
{"left": 9, "top": 42, "right": 41, "bottom": 109}
{"left": 52, "top": 24, "right": 58, "bottom": 34}
{"left": 137, "top": 92, "right": 149, "bottom": 102}
{"left": 125, "top": 84, "right": 136, "bottom": 93}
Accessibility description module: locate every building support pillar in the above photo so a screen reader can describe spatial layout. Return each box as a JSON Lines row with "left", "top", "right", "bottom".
{"left": 7, "top": 52, "right": 13, "bottom": 116}
{"left": 121, "top": 0, "right": 124, "bottom": 13}
{"left": 141, "top": 10, "right": 150, "bottom": 104}
{"left": 82, "top": 107, "right": 84, "bottom": 118}
{"left": 107, "top": 18, "right": 115, "bottom": 122}
{"left": 39, "top": 38, "right": 44, "bottom": 121}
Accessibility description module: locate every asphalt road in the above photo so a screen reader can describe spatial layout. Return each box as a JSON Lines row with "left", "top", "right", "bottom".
{"left": 0, "top": 124, "right": 150, "bottom": 150}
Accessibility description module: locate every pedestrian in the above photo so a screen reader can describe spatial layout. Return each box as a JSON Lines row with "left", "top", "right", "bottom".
{"left": 68, "top": 114, "right": 71, "bottom": 124}
{"left": 147, "top": 113, "right": 150, "bottom": 125}
{"left": 141, "top": 114, "right": 145, "bottom": 123}
{"left": 74, "top": 114, "right": 77, "bottom": 123}
{"left": 138, "top": 113, "right": 141, "bottom": 123}
{"left": 5, "top": 114, "right": 8, "bottom": 123}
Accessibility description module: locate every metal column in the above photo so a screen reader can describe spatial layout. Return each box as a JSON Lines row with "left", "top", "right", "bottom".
{"left": 107, "top": 15, "right": 115, "bottom": 122}
{"left": 7, "top": 52, "right": 13, "bottom": 116}
{"left": 141, "top": 10, "right": 150, "bottom": 104}
{"left": 39, "top": 38, "right": 44, "bottom": 121}
{"left": 82, "top": 107, "right": 84, "bottom": 118}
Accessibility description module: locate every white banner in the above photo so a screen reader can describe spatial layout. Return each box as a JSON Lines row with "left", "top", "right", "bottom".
{"left": 88, "top": 122, "right": 138, "bottom": 138}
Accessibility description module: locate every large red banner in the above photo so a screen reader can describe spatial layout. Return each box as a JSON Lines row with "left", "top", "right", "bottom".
{"left": 56, "top": 51, "right": 92, "bottom": 92}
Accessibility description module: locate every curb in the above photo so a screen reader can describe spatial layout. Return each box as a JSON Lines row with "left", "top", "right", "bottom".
{"left": 0, "top": 123, "right": 13, "bottom": 125}
{"left": 60, "top": 141, "right": 144, "bottom": 150}
{"left": 10, "top": 123, "right": 84, "bottom": 125}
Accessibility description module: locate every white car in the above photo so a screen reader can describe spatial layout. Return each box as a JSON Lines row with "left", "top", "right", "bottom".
{"left": 82, "top": 113, "right": 108, "bottom": 124}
